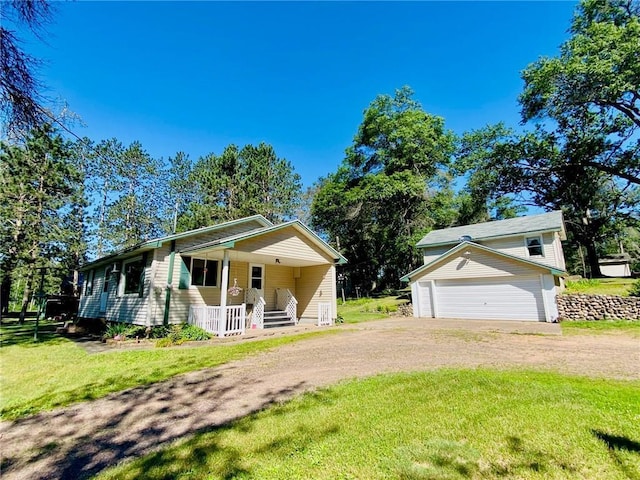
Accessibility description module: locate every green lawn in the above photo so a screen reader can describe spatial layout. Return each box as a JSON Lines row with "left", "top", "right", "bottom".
{"left": 561, "top": 320, "right": 640, "bottom": 337}
{"left": 563, "top": 278, "right": 637, "bottom": 296}
{"left": 0, "top": 320, "right": 334, "bottom": 421}
{"left": 337, "top": 296, "right": 409, "bottom": 323}
{"left": 97, "top": 369, "right": 640, "bottom": 480}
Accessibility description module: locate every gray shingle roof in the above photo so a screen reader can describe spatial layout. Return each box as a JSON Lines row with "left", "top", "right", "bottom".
{"left": 417, "top": 211, "right": 565, "bottom": 247}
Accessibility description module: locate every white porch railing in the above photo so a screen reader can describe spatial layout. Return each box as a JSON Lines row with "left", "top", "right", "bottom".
{"left": 318, "top": 302, "right": 332, "bottom": 326}
{"left": 276, "top": 288, "right": 298, "bottom": 325}
{"left": 188, "top": 304, "right": 246, "bottom": 337}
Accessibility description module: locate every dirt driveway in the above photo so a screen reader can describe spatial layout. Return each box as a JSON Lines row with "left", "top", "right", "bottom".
{"left": 1, "top": 318, "right": 638, "bottom": 479}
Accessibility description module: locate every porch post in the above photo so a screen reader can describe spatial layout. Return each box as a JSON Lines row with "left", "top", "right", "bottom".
{"left": 219, "top": 250, "right": 230, "bottom": 337}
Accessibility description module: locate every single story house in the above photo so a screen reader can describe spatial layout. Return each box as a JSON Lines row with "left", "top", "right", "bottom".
{"left": 401, "top": 211, "right": 568, "bottom": 322}
{"left": 78, "top": 215, "right": 346, "bottom": 336}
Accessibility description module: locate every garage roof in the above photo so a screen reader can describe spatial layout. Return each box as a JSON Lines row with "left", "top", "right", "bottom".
{"left": 401, "top": 241, "right": 567, "bottom": 282}
{"left": 417, "top": 211, "right": 566, "bottom": 248}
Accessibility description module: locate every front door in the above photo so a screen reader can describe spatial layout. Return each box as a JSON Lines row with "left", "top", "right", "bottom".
{"left": 99, "top": 266, "right": 111, "bottom": 313}
{"left": 249, "top": 263, "right": 265, "bottom": 299}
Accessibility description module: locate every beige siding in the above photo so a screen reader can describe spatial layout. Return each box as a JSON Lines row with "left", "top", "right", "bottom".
{"left": 159, "top": 255, "right": 299, "bottom": 325}
{"left": 423, "top": 245, "right": 452, "bottom": 265}
{"left": 295, "top": 264, "right": 335, "bottom": 321}
{"left": 264, "top": 264, "right": 295, "bottom": 310}
{"left": 415, "top": 248, "right": 546, "bottom": 282}
{"left": 481, "top": 232, "right": 562, "bottom": 269}
{"left": 235, "top": 227, "right": 334, "bottom": 264}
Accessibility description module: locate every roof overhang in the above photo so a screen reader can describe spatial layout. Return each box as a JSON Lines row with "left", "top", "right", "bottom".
{"left": 401, "top": 241, "right": 567, "bottom": 283}
{"left": 180, "top": 220, "right": 347, "bottom": 267}
{"left": 417, "top": 227, "right": 565, "bottom": 249}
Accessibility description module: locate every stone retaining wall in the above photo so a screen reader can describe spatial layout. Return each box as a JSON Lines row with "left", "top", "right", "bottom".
{"left": 557, "top": 294, "right": 640, "bottom": 321}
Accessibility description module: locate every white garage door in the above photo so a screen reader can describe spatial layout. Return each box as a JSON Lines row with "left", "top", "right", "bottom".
{"left": 436, "top": 276, "right": 545, "bottom": 321}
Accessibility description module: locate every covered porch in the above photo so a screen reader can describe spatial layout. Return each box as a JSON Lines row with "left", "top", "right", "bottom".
{"left": 179, "top": 223, "right": 341, "bottom": 337}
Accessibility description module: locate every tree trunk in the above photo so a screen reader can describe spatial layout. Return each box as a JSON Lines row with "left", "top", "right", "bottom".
{"left": 584, "top": 240, "right": 603, "bottom": 278}
{"left": 18, "top": 267, "right": 34, "bottom": 324}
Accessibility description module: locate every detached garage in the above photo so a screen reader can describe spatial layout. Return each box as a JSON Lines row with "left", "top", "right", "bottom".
{"left": 403, "top": 242, "right": 564, "bottom": 322}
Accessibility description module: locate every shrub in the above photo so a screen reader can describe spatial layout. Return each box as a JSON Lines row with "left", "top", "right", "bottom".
{"left": 155, "top": 323, "right": 211, "bottom": 347}
{"left": 629, "top": 280, "right": 640, "bottom": 297}
{"left": 104, "top": 322, "right": 129, "bottom": 339}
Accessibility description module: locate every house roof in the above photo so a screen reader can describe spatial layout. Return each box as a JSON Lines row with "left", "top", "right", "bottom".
{"left": 598, "top": 253, "right": 632, "bottom": 265}
{"left": 80, "top": 215, "right": 345, "bottom": 270}
{"left": 400, "top": 240, "right": 567, "bottom": 282}
{"left": 417, "top": 211, "right": 566, "bottom": 248}
{"left": 181, "top": 220, "right": 347, "bottom": 264}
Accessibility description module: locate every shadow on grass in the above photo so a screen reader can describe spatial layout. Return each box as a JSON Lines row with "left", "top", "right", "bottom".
{"left": 594, "top": 429, "right": 640, "bottom": 479}
{"left": 1, "top": 364, "right": 324, "bottom": 480}
{"left": 594, "top": 430, "right": 640, "bottom": 453}
{"left": 0, "top": 318, "right": 67, "bottom": 347}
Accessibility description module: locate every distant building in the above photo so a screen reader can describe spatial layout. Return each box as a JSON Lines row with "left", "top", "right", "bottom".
{"left": 599, "top": 254, "right": 632, "bottom": 278}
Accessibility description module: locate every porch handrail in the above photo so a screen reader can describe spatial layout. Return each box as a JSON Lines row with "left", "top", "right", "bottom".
{"left": 276, "top": 288, "right": 298, "bottom": 325}
{"left": 252, "top": 296, "right": 266, "bottom": 329}
{"left": 245, "top": 287, "right": 259, "bottom": 305}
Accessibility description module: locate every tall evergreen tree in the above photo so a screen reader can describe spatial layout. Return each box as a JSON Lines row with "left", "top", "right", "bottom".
{"left": 180, "top": 143, "right": 302, "bottom": 230}
{"left": 0, "top": 125, "right": 83, "bottom": 321}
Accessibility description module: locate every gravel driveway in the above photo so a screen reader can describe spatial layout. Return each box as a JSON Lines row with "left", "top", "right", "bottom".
{"left": 1, "top": 317, "right": 638, "bottom": 479}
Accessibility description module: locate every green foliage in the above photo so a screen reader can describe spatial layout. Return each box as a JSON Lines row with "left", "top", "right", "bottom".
{"left": 104, "top": 322, "right": 129, "bottom": 339}
{"left": 312, "top": 87, "right": 456, "bottom": 292}
{"left": 0, "top": 125, "right": 86, "bottom": 319}
{"left": 628, "top": 280, "right": 640, "bottom": 297}
{"left": 563, "top": 277, "right": 636, "bottom": 296}
{"left": 154, "top": 323, "right": 212, "bottom": 347}
{"left": 561, "top": 321, "right": 640, "bottom": 336}
{"left": 179, "top": 142, "right": 302, "bottom": 230}
{"left": 86, "top": 139, "right": 165, "bottom": 255}
{"left": 338, "top": 296, "right": 408, "bottom": 323}
{"left": 96, "top": 370, "right": 640, "bottom": 480}
{"left": 455, "top": 1, "right": 640, "bottom": 278}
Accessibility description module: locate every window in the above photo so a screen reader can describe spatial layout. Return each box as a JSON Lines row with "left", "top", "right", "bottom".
{"left": 121, "top": 257, "right": 145, "bottom": 295}
{"left": 187, "top": 258, "right": 219, "bottom": 287}
{"left": 250, "top": 265, "right": 263, "bottom": 289}
{"left": 526, "top": 236, "right": 543, "bottom": 257}
{"left": 85, "top": 269, "right": 95, "bottom": 296}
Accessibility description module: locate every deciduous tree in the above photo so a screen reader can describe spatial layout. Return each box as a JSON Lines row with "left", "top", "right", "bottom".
{"left": 312, "top": 87, "right": 457, "bottom": 292}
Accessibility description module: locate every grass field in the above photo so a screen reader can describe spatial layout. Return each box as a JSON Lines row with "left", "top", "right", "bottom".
{"left": 0, "top": 319, "right": 334, "bottom": 421}
{"left": 561, "top": 320, "right": 640, "bottom": 337}
{"left": 337, "top": 296, "right": 409, "bottom": 323}
{"left": 97, "top": 369, "right": 640, "bottom": 480}
{"left": 563, "top": 278, "right": 637, "bottom": 296}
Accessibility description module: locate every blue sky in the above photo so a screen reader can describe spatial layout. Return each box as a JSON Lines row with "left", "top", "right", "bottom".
{"left": 27, "top": 1, "right": 577, "bottom": 187}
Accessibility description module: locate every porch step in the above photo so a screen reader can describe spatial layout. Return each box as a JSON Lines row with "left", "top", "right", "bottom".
{"left": 263, "top": 310, "right": 295, "bottom": 328}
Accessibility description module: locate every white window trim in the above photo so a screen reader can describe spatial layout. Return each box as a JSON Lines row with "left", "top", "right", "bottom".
{"left": 118, "top": 256, "right": 144, "bottom": 296}
{"left": 525, "top": 235, "right": 544, "bottom": 257}
{"left": 85, "top": 269, "right": 95, "bottom": 296}
{"left": 189, "top": 257, "right": 221, "bottom": 288}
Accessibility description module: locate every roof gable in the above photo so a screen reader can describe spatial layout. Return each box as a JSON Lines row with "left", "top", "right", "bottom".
{"left": 80, "top": 215, "right": 274, "bottom": 270}
{"left": 417, "top": 211, "right": 566, "bottom": 248}
{"left": 401, "top": 241, "right": 566, "bottom": 282}
{"left": 181, "top": 220, "right": 347, "bottom": 264}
